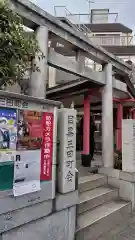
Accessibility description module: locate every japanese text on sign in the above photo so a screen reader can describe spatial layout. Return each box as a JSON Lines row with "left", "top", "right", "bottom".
{"left": 65, "top": 115, "right": 75, "bottom": 183}
{"left": 0, "top": 97, "right": 28, "bottom": 109}
{"left": 0, "top": 97, "right": 50, "bottom": 112}
{"left": 40, "top": 112, "right": 54, "bottom": 181}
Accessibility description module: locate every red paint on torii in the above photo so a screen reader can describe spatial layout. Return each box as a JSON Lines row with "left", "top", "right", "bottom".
{"left": 83, "top": 88, "right": 135, "bottom": 154}
{"left": 83, "top": 95, "right": 90, "bottom": 154}
{"left": 113, "top": 97, "right": 135, "bottom": 151}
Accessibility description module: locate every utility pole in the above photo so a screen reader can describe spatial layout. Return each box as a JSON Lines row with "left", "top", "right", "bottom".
{"left": 85, "top": 0, "right": 94, "bottom": 22}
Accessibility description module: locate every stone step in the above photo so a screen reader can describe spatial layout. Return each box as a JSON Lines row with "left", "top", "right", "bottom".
{"left": 77, "top": 186, "right": 118, "bottom": 214}
{"left": 76, "top": 200, "right": 131, "bottom": 240}
{"left": 79, "top": 174, "right": 107, "bottom": 193}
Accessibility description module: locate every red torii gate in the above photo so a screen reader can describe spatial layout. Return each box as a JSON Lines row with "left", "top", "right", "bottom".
{"left": 83, "top": 86, "right": 135, "bottom": 157}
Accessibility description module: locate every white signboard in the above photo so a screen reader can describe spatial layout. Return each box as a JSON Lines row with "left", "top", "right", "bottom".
{"left": 57, "top": 108, "right": 76, "bottom": 193}
{"left": 0, "top": 96, "right": 53, "bottom": 112}
{"left": 122, "top": 119, "right": 135, "bottom": 172}
{"left": 13, "top": 150, "right": 41, "bottom": 196}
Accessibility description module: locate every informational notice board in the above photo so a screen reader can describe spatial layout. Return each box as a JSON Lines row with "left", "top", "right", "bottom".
{"left": 0, "top": 93, "right": 57, "bottom": 197}
{"left": 122, "top": 119, "right": 135, "bottom": 172}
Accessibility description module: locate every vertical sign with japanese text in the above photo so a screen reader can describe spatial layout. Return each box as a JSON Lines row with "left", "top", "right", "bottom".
{"left": 40, "top": 112, "right": 54, "bottom": 181}
{"left": 122, "top": 119, "right": 135, "bottom": 172}
{"left": 58, "top": 108, "right": 76, "bottom": 193}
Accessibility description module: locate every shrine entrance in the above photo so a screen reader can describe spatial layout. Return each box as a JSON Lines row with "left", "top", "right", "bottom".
{"left": 47, "top": 75, "right": 130, "bottom": 177}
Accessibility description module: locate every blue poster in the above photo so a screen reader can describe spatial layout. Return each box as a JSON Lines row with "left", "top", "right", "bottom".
{"left": 0, "top": 108, "right": 17, "bottom": 190}
{"left": 0, "top": 107, "right": 17, "bottom": 152}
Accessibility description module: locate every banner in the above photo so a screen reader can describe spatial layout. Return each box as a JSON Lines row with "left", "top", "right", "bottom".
{"left": 40, "top": 112, "right": 54, "bottom": 181}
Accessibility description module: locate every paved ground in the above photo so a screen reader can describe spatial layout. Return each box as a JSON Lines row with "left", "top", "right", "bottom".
{"left": 76, "top": 152, "right": 103, "bottom": 178}
{"left": 98, "top": 213, "right": 135, "bottom": 239}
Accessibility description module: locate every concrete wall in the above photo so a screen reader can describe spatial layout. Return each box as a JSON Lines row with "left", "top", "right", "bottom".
{"left": 2, "top": 207, "right": 76, "bottom": 240}
{"left": 0, "top": 190, "right": 78, "bottom": 240}
{"left": 99, "top": 168, "right": 135, "bottom": 211}
{"left": 118, "top": 56, "right": 135, "bottom": 86}
{"left": 56, "top": 69, "right": 78, "bottom": 83}
{"left": 48, "top": 67, "right": 78, "bottom": 88}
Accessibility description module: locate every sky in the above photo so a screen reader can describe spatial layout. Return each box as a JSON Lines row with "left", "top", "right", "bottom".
{"left": 31, "top": 0, "right": 135, "bottom": 31}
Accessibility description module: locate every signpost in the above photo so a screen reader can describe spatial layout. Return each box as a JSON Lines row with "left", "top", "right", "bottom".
{"left": 57, "top": 108, "right": 76, "bottom": 193}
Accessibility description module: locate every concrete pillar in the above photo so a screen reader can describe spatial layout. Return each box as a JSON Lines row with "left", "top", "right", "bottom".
{"left": 29, "top": 26, "right": 48, "bottom": 98}
{"left": 76, "top": 51, "right": 85, "bottom": 72}
{"left": 49, "top": 67, "right": 56, "bottom": 88}
{"left": 57, "top": 108, "right": 76, "bottom": 193}
{"left": 102, "top": 63, "right": 113, "bottom": 167}
{"left": 116, "top": 103, "right": 123, "bottom": 151}
{"left": 83, "top": 95, "right": 90, "bottom": 155}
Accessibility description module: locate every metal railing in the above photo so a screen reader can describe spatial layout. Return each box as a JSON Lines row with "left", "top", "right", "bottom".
{"left": 54, "top": 5, "right": 91, "bottom": 35}
{"left": 66, "top": 12, "right": 118, "bottom": 24}
{"left": 54, "top": 6, "right": 119, "bottom": 24}
{"left": 89, "top": 35, "right": 133, "bottom": 46}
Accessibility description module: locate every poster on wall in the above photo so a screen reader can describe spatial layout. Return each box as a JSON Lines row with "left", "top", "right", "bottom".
{"left": 13, "top": 110, "right": 42, "bottom": 196}
{"left": 13, "top": 150, "right": 41, "bottom": 196}
{"left": 0, "top": 108, "right": 55, "bottom": 196}
{"left": 0, "top": 107, "right": 17, "bottom": 163}
{"left": 40, "top": 112, "right": 54, "bottom": 181}
{"left": 0, "top": 93, "right": 56, "bottom": 197}
{"left": 17, "top": 110, "right": 42, "bottom": 150}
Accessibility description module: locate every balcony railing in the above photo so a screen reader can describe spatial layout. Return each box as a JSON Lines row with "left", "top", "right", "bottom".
{"left": 54, "top": 5, "right": 92, "bottom": 35}
{"left": 54, "top": 6, "right": 118, "bottom": 24}
{"left": 89, "top": 35, "right": 133, "bottom": 46}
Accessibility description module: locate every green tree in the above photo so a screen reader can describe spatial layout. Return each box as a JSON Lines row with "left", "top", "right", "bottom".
{"left": 0, "top": 0, "right": 41, "bottom": 89}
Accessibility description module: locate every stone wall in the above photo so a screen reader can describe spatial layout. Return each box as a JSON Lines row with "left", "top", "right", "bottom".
{"left": 99, "top": 167, "right": 135, "bottom": 210}
{"left": 0, "top": 190, "right": 78, "bottom": 240}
